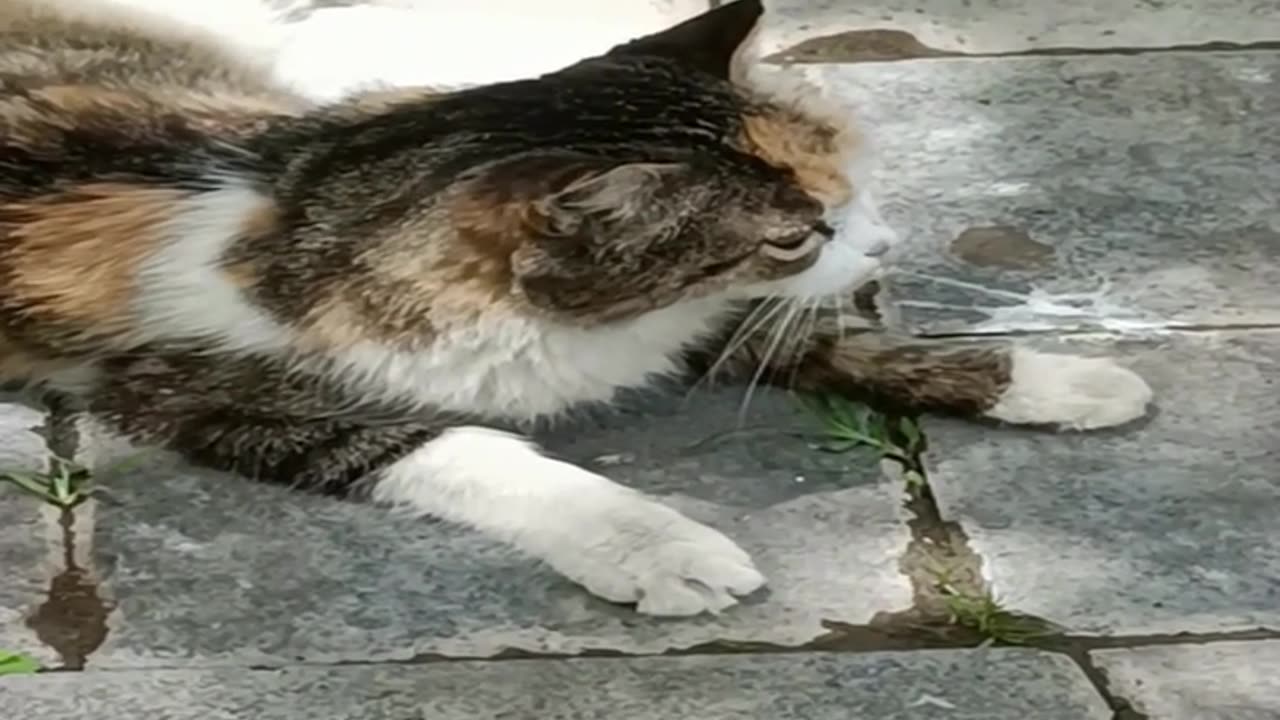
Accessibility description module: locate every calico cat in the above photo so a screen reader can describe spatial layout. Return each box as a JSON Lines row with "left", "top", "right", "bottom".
{"left": 0, "top": 0, "right": 1152, "bottom": 616}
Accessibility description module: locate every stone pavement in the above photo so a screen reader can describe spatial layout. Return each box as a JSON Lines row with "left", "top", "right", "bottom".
{"left": 3, "top": 1, "right": 1280, "bottom": 718}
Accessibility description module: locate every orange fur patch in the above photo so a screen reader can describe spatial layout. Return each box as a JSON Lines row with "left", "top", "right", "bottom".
{"left": 437, "top": 186, "right": 530, "bottom": 315}
{"left": 742, "top": 112, "right": 856, "bottom": 206}
{"left": 30, "top": 84, "right": 300, "bottom": 137}
{"left": 3, "top": 183, "right": 185, "bottom": 336}
{"left": 299, "top": 296, "right": 380, "bottom": 350}
{"left": 219, "top": 200, "right": 283, "bottom": 291}
{"left": 30, "top": 85, "right": 146, "bottom": 115}
{"left": 445, "top": 189, "right": 529, "bottom": 276}
{"left": 295, "top": 186, "right": 527, "bottom": 352}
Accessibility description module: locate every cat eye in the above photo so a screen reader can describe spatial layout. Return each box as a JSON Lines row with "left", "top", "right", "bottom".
{"left": 761, "top": 221, "right": 833, "bottom": 262}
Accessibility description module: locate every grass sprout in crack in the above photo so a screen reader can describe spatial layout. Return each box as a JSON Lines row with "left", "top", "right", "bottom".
{"left": 936, "top": 579, "right": 1059, "bottom": 646}
{"left": 0, "top": 649, "right": 41, "bottom": 675}
{"left": 0, "top": 450, "right": 152, "bottom": 509}
{"left": 800, "top": 394, "right": 926, "bottom": 486}
{"left": 0, "top": 454, "right": 94, "bottom": 509}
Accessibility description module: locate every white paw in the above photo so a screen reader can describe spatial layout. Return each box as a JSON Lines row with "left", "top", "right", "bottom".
{"left": 985, "top": 348, "right": 1153, "bottom": 430}
{"left": 373, "top": 427, "right": 765, "bottom": 617}
{"left": 540, "top": 490, "right": 765, "bottom": 617}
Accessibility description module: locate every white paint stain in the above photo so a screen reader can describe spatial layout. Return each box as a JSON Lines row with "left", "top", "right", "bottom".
{"left": 892, "top": 270, "right": 1170, "bottom": 334}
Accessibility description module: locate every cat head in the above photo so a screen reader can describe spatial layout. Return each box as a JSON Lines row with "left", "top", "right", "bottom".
{"left": 478, "top": 0, "right": 899, "bottom": 322}
{"left": 266, "top": 0, "right": 898, "bottom": 331}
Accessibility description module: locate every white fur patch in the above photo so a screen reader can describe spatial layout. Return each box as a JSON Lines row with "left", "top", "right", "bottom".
{"left": 326, "top": 297, "right": 732, "bottom": 421}
{"left": 986, "top": 349, "right": 1154, "bottom": 430}
{"left": 37, "top": 0, "right": 286, "bottom": 62}
{"left": 372, "top": 427, "right": 765, "bottom": 616}
{"left": 135, "top": 181, "right": 295, "bottom": 353}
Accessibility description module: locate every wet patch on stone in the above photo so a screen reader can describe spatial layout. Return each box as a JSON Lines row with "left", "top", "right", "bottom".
{"left": 951, "top": 226, "right": 1056, "bottom": 270}
{"left": 765, "top": 29, "right": 952, "bottom": 64}
{"left": 767, "top": 29, "right": 1280, "bottom": 65}
{"left": 852, "top": 280, "right": 885, "bottom": 321}
{"left": 25, "top": 506, "right": 111, "bottom": 670}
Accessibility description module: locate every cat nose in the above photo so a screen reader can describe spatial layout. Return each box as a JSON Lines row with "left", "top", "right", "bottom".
{"left": 863, "top": 222, "right": 900, "bottom": 257}
{"left": 864, "top": 239, "right": 891, "bottom": 257}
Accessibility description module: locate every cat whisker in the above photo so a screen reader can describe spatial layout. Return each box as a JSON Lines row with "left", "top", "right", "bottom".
{"left": 687, "top": 295, "right": 786, "bottom": 397}
{"left": 722, "top": 296, "right": 786, "bottom": 363}
{"left": 770, "top": 297, "right": 819, "bottom": 391}
{"left": 737, "top": 298, "right": 801, "bottom": 424}
{"left": 782, "top": 297, "right": 822, "bottom": 390}
{"left": 891, "top": 269, "right": 1036, "bottom": 303}
{"left": 767, "top": 296, "right": 816, "bottom": 389}
{"left": 835, "top": 294, "right": 849, "bottom": 341}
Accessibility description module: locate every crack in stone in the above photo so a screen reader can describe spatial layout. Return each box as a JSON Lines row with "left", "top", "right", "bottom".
{"left": 24, "top": 394, "right": 112, "bottom": 671}
{"left": 887, "top": 415, "right": 1184, "bottom": 719}
{"left": 1059, "top": 649, "right": 1154, "bottom": 720}
{"left": 1033, "top": 628, "right": 1280, "bottom": 719}
{"left": 917, "top": 322, "right": 1280, "bottom": 340}
{"left": 213, "top": 628, "right": 1280, "bottom": 677}
{"left": 807, "top": 413, "right": 1012, "bottom": 647}
{"left": 24, "top": 507, "right": 111, "bottom": 671}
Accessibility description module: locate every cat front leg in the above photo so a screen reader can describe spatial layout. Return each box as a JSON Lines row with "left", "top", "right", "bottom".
{"left": 85, "top": 356, "right": 764, "bottom": 616}
{"left": 695, "top": 321, "right": 1153, "bottom": 429}
{"left": 789, "top": 334, "right": 1154, "bottom": 430}
{"left": 376, "top": 427, "right": 764, "bottom": 616}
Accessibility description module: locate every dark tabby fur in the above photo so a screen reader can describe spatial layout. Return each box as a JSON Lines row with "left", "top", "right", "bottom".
{"left": 0, "top": 0, "right": 1151, "bottom": 615}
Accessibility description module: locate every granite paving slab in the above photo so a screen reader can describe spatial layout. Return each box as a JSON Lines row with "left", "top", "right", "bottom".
{"left": 805, "top": 52, "right": 1280, "bottom": 334}
{"left": 0, "top": 648, "right": 1111, "bottom": 719}
{"left": 25, "top": 390, "right": 913, "bottom": 668}
{"left": 1092, "top": 640, "right": 1280, "bottom": 719}
{"left": 762, "top": 0, "right": 1280, "bottom": 58}
{"left": 923, "top": 330, "right": 1280, "bottom": 635}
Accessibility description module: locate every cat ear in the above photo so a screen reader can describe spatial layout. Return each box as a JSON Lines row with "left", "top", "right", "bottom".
{"left": 534, "top": 162, "right": 683, "bottom": 237}
{"left": 606, "top": 0, "right": 764, "bottom": 82}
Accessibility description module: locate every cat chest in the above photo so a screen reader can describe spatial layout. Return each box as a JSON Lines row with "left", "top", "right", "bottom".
{"left": 328, "top": 302, "right": 730, "bottom": 421}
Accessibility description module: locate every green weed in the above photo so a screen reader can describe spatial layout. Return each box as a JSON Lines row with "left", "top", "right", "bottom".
{"left": 0, "top": 649, "right": 41, "bottom": 676}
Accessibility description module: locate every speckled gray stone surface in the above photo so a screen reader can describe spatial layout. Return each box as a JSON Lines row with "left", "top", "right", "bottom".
{"left": 923, "top": 331, "right": 1280, "bottom": 635}
{"left": 1093, "top": 641, "right": 1280, "bottom": 719}
{"left": 0, "top": 404, "right": 63, "bottom": 668}
{"left": 762, "top": 0, "right": 1280, "bottom": 55}
{"left": 76, "top": 390, "right": 910, "bottom": 668}
{"left": 807, "top": 52, "right": 1280, "bottom": 333}
{"left": 0, "top": 649, "right": 1111, "bottom": 719}
{"left": 1, "top": 1, "right": 1275, "bottom": 711}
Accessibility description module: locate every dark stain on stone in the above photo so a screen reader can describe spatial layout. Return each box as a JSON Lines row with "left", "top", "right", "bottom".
{"left": 765, "top": 29, "right": 952, "bottom": 63}
{"left": 24, "top": 394, "right": 112, "bottom": 670}
{"left": 1127, "top": 143, "right": 1159, "bottom": 166}
{"left": 25, "top": 509, "right": 112, "bottom": 671}
{"left": 766, "top": 30, "right": 1280, "bottom": 65}
{"left": 951, "top": 225, "right": 1055, "bottom": 269}
{"left": 852, "top": 279, "right": 883, "bottom": 321}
